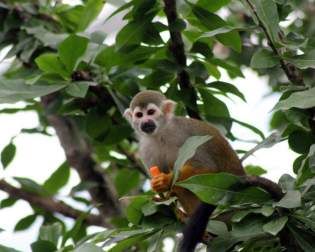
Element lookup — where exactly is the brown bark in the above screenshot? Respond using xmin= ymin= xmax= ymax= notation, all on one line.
xmin=163 ymin=0 xmax=201 ymax=120
xmin=0 ymin=180 xmax=108 ymax=227
xmin=41 ymin=94 xmax=122 ymax=220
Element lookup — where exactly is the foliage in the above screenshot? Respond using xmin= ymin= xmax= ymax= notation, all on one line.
xmin=0 ymin=0 xmax=315 ymax=251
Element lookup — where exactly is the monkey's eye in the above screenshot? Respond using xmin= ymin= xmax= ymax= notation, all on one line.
xmin=147 ymin=109 xmax=155 ymax=115
xmin=135 ymin=112 xmax=143 ymax=118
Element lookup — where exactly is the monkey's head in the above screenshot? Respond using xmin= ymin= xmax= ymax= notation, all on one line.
xmin=124 ymin=90 xmax=176 ymax=136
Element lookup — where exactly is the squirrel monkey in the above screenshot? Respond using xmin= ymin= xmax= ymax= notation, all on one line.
xmin=124 ymin=90 xmax=245 ymax=251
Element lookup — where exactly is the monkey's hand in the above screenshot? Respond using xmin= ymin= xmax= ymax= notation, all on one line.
xmin=150 ymin=172 xmax=173 ymax=193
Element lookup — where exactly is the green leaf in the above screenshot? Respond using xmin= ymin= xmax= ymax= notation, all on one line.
xmin=244 ymin=165 xmax=267 ymax=176
xmin=288 ymin=130 xmax=315 ymax=154
xmin=115 ymin=20 xmax=163 ymax=52
xmin=63 ymin=212 xmax=88 ymax=244
xmin=197 ymin=0 xmax=231 ymax=12
xmin=200 ymin=26 xmax=253 ymax=41
xmin=308 ymin=144 xmax=315 ymax=172
xmin=14 ymin=214 xmax=37 ymax=231
xmin=229 ymin=187 xmax=271 ymax=205
xmin=232 ymin=207 xmax=274 ymax=223
xmin=199 ymin=88 xmax=230 ymax=118
xmin=209 ymin=235 xmax=239 ymax=252
xmin=35 ymin=53 xmax=70 ymax=78
xmin=288 ymin=225 xmax=315 ymax=252
xmin=0 ymin=197 xmax=17 ymax=208
xmin=90 ymin=31 xmax=107 ymax=44
xmin=231 ymin=216 xmax=265 ymax=239
xmin=244 ymin=0 xmax=280 ymax=43
xmin=0 ymin=245 xmax=22 ymax=252
xmin=86 ymin=112 xmax=111 ymax=139
xmin=115 ymin=168 xmax=140 ymax=197
xmin=76 ymin=0 xmax=104 ymax=32
xmin=231 ymin=210 xmax=252 ymax=222
xmin=141 ymin=201 xmax=158 ymax=216
xmin=0 ymin=79 xmax=66 ymax=104
xmin=204 ymin=62 xmax=221 ymax=79
xmin=285 ymin=50 xmax=315 ymax=69
xmin=126 ymin=196 xmax=150 ymax=225
xmin=207 ymin=220 xmax=228 ymax=235
xmin=263 ymin=216 xmax=288 ymax=235
xmin=176 ymin=173 xmax=240 ymax=204
xmin=207 ymin=81 xmax=246 ymax=102
xmin=39 ymin=223 xmax=63 ymax=246
xmin=1 ymin=142 xmax=16 ymax=169
xmin=109 ymin=232 xmax=155 ymax=252
xmin=116 ymin=21 xmax=146 ymax=50
xmin=43 ymin=161 xmax=70 ymax=195
xmin=192 ymin=6 xmax=241 ymax=52
xmin=106 ymin=1 xmax=133 ymax=22
xmin=24 ymin=26 xmax=67 ymax=48
xmin=209 ymin=58 xmax=244 ymax=78
xmin=278 ymin=174 xmax=296 ymax=192
xmin=172 ymin=135 xmax=212 ymax=185
xmin=275 ymin=190 xmax=301 ymax=208
xmin=14 ymin=177 xmax=48 ymax=196
xmin=273 ymin=87 xmax=315 ymax=111
xmin=250 ymin=49 xmax=279 ymax=69
xmin=58 ymin=35 xmax=89 ymax=72
xmin=31 ymin=240 xmax=57 ymax=252
xmin=65 ymin=82 xmax=90 ymax=98
xmin=73 ymin=243 xmax=104 ymax=252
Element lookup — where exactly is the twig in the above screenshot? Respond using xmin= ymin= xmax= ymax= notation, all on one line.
xmin=163 ymin=0 xmax=201 ymax=119
xmin=244 ymin=0 xmax=304 ymax=86
xmin=0 ymin=180 xmax=108 ymax=227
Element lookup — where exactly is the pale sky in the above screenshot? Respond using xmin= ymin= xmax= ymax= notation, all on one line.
xmin=0 ymin=2 xmax=297 ymax=251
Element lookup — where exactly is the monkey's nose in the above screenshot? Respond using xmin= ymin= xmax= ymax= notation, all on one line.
xmin=141 ymin=121 xmax=156 ymax=134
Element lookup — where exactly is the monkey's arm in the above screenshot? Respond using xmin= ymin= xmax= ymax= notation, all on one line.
xmin=150 ymin=162 xmax=210 ymax=192
xmin=151 ymin=162 xmax=211 ymax=215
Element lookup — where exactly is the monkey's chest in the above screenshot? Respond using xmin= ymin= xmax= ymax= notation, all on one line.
xmin=140 ymin=139 xmax=182 ymax=173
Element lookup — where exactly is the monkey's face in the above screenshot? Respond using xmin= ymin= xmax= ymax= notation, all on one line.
xmin=130 ymin=103 xmax=162 ymax=135
xmin=124 ymin=100 xmax=176 ymax=136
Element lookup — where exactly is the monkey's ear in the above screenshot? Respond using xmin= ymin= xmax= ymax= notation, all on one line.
xmin=162 ymin=99 xmax=176 ymax=118
xmin=123 ymin=108 xmax=133 ymax=123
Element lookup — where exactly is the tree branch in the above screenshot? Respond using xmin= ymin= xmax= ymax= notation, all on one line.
xmin=0 ymin=180 xmax=108 ymax=227
xmin=163 ymin=0 xmax=201 ymax=119
xmin=245 ymin=0 xmax=304 ymax=86
xmin=41 ymin=94 xmax=122 ymax=219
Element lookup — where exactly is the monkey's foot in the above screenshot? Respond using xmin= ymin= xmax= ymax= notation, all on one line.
xmin=151 ymin=172 xmax=173 ymax=193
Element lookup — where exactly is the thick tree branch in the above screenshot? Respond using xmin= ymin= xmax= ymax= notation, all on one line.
xmin=0 ymin=180 xmax=108 ymax=227
xmin=245 ymin=0 xmax=304 ymax=86
xmin=41 ymin=94 xmax=122 ymax=219
xmin=163 ymin=0 xmax=201 ymax=119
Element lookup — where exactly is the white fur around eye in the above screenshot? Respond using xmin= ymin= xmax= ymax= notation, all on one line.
xmin=147 ymin=103 xmax=161 ymax=116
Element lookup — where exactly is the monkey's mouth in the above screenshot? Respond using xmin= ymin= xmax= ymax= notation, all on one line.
xmin=141 ymin=121 xmax=156 ymax=134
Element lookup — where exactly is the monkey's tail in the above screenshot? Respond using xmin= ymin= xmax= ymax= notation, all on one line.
xmin=178 ymin=203 xmax=215 ymax=252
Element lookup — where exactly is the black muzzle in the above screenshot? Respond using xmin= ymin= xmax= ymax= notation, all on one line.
xmin=141 ymin=121 xmax=156 ymax=134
